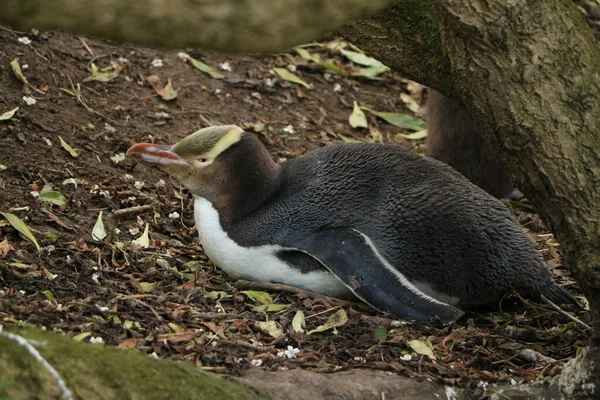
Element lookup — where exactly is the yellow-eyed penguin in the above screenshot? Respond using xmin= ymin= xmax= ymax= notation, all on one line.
xmin=127 ymin=125 xmax=577 ymax=324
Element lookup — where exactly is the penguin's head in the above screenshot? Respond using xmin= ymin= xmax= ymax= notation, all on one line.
xmin=126 ymin=125 xmax=244 ymax=197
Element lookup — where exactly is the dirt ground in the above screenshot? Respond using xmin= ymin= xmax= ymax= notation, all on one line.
xmin=0 ymin=19 xmax=593 ymax=398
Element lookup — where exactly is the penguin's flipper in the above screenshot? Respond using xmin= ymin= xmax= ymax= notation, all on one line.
xmin=294 ymin=227 xmax=464 ymax=325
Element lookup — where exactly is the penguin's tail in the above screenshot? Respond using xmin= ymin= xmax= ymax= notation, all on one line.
xmin=540 ymin=283 xmax=580 ymax=307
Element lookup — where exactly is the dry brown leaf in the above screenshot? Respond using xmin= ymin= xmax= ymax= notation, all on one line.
xmin=118 ymin=338 xmax=138 ymax=350
xmin=0 ymin=239 xmax=14 ymax=257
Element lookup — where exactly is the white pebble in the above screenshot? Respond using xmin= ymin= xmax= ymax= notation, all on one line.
xmin=401 ymin=354 xmax=412 ymax=361
xmin=168 ymin=212 xmax=180 ymax=219
xmin=22 ymin=64 xmax=29 ymax=70
xmin=151 ymin=59 xmax=163 ymax=68
xmin=333 ymin=83 xmax=342 ymax=92
xmin=31 ymin=191 xmax=40 ymax=198
xmin=219 ymin=62 xmax=231 ymax=71
xmin=251 ymin=359 xmax=263 ymax=367
xmin=177 ymin=52 xmax=190 ymax=61
xmin=134 ymin=181 xmax=144 ymax=190
xmin=286 ymin=64 xmax=297 ymax=72
xmin=283 ymin=125 xmax=295 ymax=134
xmin=118 ymin=57 xmax=129 ymax=64
xmin=23 ymin=96 xmax=37 ymax=106
xmin=18 ymin=37 xmax=32 ymax=45
xmin=89 ymin=336 xmax=104 ymax=344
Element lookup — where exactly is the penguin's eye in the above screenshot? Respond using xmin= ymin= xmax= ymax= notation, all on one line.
xmin=200 ymin=158 xmax=207 ymax=163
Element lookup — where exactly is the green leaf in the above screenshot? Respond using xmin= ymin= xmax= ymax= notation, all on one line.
xmin=374 ymin=326 xmax=387 ymax=342
xmin=255 ymin=320 xmax=284 ymax=338
xmin=318 ymin=59 xmax=349 ymax=75
xmin=0 ymin=107 xmax=19 ymax=121
xmin=139 ymin=282 xmax=156 ymax=293
xmin=400 ymin=93 xmax=420 ymax=113
xmin=338 ymin=134 xmax=360 ymax=143
xmin=0 ymin=164 xmax=7 ymax=171
xmin=42 ymin=290 xmax=57 ymax=303
xmin=10 ymin=58 xmax=28 ymax=85
xmin=0 ymin=212 xmax=40 ymax=252
xmin=59 ymin=88 xmax=76 ymax=97
xmin=349 ymin=101 xmax=368 ymax=129
xmin=352 ymin=65 xmax=389 ymax=79
xmin=407 ymin=339 xmax=436 ymax=360
xmin=84 ymin=63 xmax=122 ymax=83
xmin=59 ymin=136 xmax=79 ymax=158
xmin=240 ymin=290 xmax=273 ymax=305
xmin=273 ymin=68 xmax=312 ymax=88
xmin=294 ymin=47 xmax=322 ymax=63
xmin=308 ymin=309 xmax=348 ymax=334
xmin=399 ymin=130 xmax=428 ymax=140
xmin=340 ymin=49 xmax=386 ymax=68
xmin=73 ymin=332 xmax=92 ymax=342
xmin=92 ymin=211 xmax=107 ymax=241
xmin=38 ymin=191 xmax=67 ymax=207
xmin=132 ymin=223 xmax=150 ymax=248
xmin=253 ymin=303 xmax=290 ymax=312
xmin=189 ymin=58 xmax=224 ymax=79
xmin=291 ymin=310 xmax=306 ymax=334
xmin=157 ymin=79 xmax=179 ymax=101
xmin=110 ymin=153 xmax=126 ymax=163
xmin=361 ymin=107 xmax=426 ymax=131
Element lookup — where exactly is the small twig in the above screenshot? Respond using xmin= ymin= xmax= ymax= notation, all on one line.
xmin=541 ymin=295 xmax=592 ymax=330
xmin=117 ymin=295 xmax=163 ymax=321
xmin=79 ymin=37 xmax=94 ymax=56
xmin=111 ymin=205 xmax=153 ymax=217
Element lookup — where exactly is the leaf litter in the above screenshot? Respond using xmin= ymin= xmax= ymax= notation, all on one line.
xmin=0 ymin=28 xmax=591 ymax=397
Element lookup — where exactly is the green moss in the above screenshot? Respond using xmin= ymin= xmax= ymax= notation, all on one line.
xmin=0 ymin=328 xmax=267 ymax=400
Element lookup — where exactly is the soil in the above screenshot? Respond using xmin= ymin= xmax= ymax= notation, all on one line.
xmin=0 ymin=20 xmax=593 ymax=399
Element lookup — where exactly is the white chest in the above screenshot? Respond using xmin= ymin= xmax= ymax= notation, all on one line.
xmin=193 ymin=197 xmax=349 ymax=297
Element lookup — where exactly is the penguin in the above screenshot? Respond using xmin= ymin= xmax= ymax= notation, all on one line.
xmin=127 ymin=125 xmax=577 ymax=325
xmin=425 ymin=89 xmax=522 ymax=199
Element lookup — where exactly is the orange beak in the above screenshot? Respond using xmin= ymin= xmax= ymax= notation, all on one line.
xmin=126 ymin=143 xmax=190 ymax=167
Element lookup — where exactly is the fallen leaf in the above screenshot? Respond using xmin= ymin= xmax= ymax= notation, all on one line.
xmin=408 ymin=339 xmax=436 ymax=360
xmin=308 ymin=309 xmax=348 ymax=334
xmin=139 ymin=282 xmax=156 ymax=292
xmin=295 ymin=47 xmax=321 ymax=63
xmin=0 ymin=164 xmax=7 ymax=170
xmin=0 ymin=212 xmax=40 ymax=252
xmin=73 ymin=332 xmax=93 ymax=342
xmin=92 ymin=211 xmax=107 ymax=241
xmin=10 ymin=58 xmax=28 ymax=85
xmin=118 ymin=338 xmax=138 ymax=350
xmin=84 ymin=62 xmax=122 ymax=83
xmin=59 ymin=136 xmax=79 ymax=158
xmin=132 ymin=223 xmax=150 ymax=248
xmin=352 ymin=65 xmax=389 ymax=79
xmin=374 ymin=326 xmax=387 ymax=342
xmin=59 ymin=88 xmax=76 ymax=97
xmin=110 ymin=153 xmax=126 ymax=164
xmin=42 ymin=290 xmax=57 ymax=303
xmin=349 ymin=101 xmax=368 ymax=128
xmin=273 ymin=68 xmax=312 ymax=88
xmin=160 ymin=331 xmax=200 ymax=343
xmin=146 ymin=75 xmax=179 ymax=101
xmin=399 ymin=130 xmax=428 ymax=140
xmin=319 ymin=60 xmax=349 ymax=75
xmin=189 ymin=58 xmax=224 ymax=79
xmin=253 ymin=304 xmax=290 ymax=312
xmin=38 ymin=191 xmax=67 ymax=207
xmin=361 ymin=107 xmax=426 ymax=131
xmin=0 ymin=107 xmax=19 ymax=121
xmin=340 ymin=49 xmax=386 ymax=68
xmin=291 ymin=310 xmax=306 ymax=334
xmin=255 ymin=320 xmax=284 ymax=338
xmin=400 ymin=93 xmax=420 ymax=113
xmin=0 ymin=239 xmax=14 ymax=257
xmin=241 ymin=290 xmax=273 ymax=305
